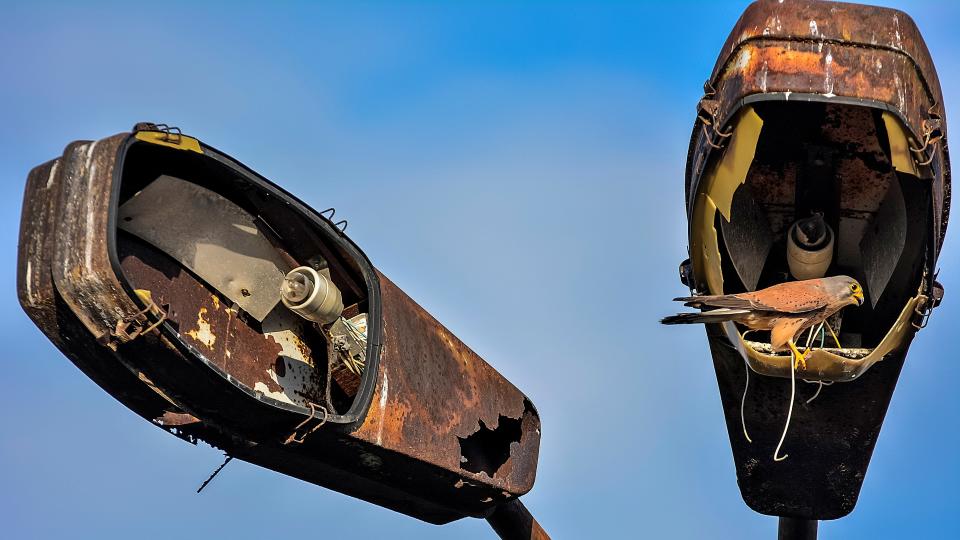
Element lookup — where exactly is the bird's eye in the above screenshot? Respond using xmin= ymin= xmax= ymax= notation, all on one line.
xmin=850 ymin=284 xmax=860 ymax=292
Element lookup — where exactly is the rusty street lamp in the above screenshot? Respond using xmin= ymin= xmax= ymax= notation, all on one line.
xmin=678 ymin=1 xmax=949 ymax=538
xmin=17 ymin=123 xmax=548 ymax=540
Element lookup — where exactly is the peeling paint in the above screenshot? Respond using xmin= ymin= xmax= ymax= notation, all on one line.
xmin=45 ymin=161 xmax=58 ymax=189
xmin=253 ymin=381 xmax=288 ymax=402
xmin=376 ymin=371 xmax=389 ymax=445
xmin=186 ymin=307 xmax=216 ymax=349
xmin=823 ymin=50 xmax=835 ymax=97
xmin=25 ymin=261 xmax=33 ymax=304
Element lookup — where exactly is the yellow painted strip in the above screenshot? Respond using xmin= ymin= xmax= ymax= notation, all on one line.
xmin=705 ymin=107 xmax=764 ymax=222
xmin=692 ymin=193 xmax=724 ymax=295
xmin=690 ymin=106 xmax=764 ymax=294
xmin=881 ymin=112 xmax=919 ymax=177
xmin=135 ymin=131 xmax=203 ymax=154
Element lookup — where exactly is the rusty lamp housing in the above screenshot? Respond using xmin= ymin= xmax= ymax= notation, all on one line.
xmin=681 ymin=0 xmax=949 ymax=522
xmin=17 ymin=124 xmax=544 ymax=534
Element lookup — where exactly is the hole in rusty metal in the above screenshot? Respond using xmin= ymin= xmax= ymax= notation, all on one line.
xmin=458 ymin=414 xmax=523 ymax=477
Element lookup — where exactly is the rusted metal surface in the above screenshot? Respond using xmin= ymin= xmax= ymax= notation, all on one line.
xmin=687 ymin=0 xmax=950 ymax=252
xmin=17 ymin=123 xmax=543 ymax=528
xmin=17 ymin=141 xmax=179 ymax=433
xmin=118 ymin=174 xmax=290 ymax=322
xmin=681 ymin=0 xmax=950 ymax=521
xmin=118 ymin=234 xmax=330 ymax=409
xmin=709 ymin=323 xmax=912 ymax=519
xmin=353 ymin=273 xmax=540 ymax=495
xmin=746 ymin=103 xmax=897 ymax=256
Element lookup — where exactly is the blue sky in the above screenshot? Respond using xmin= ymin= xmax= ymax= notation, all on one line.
xmin=1 ymin=1 xmax=958 ymax=538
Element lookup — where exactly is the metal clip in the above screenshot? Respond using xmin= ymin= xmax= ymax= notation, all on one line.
xmin=912 ymin=296 xmax=933 ymax=330
xmin=111 ymin=293 xmax=167 ymax=347
xmin=320 ymin=208 xmax=349 ymax=232
xmin=909 ymin=104 xmax=945 ymax=167
xmin=153 ymin=124 xmax=183 ymax=144
xmin=132 ymin=122 xmax=183 ymax=144
xmin=698 ymin=81 xmax=733 ymax=149
xmin=283 ymin=402 xmax=328 ymax=445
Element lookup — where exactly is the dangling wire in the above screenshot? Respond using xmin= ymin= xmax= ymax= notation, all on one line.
xmin=825 ymin=320 xmax=842 ymax=348
xmin=741 ymin=358 xmax=753 ymax=443
xmin=197 ymin=454 xmax=233 ymax=493
xmin=773 ymin=347 xmax=797 ymax=462
xmin=805 ymin=379 xmax=834 ymax=404
xmin=739 ymin=329 xmax=758 ymax=443
xmin=772 ymin=323 xmax=820 ymax=461
xmin=803 ymin=323 xmax=833 ymax=404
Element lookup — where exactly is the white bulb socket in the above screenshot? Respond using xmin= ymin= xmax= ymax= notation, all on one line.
xmin=787 ymin=221 xmax=835 ymax=280
xmin=281 ymin=266 xmax=343 ymax=325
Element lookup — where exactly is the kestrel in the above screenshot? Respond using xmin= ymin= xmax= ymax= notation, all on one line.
xmin=661 ymin=275 xmax=865 ymax=368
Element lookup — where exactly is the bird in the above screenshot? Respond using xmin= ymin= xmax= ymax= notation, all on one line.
xmin=661 ymin=275 xmax=864 ymax=368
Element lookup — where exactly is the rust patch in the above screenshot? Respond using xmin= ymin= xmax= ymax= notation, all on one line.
xmin=157 ymin=411 xmax=201 ymax=426
xmin=117 ymin=234 xmax=314 ymax=399
xmin=688 ymin=0 xmax=950 ymax=251
xmin=352 ymin=274 xmax=541 ymax=495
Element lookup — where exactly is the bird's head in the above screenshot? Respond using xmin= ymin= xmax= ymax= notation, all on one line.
xmin=823 ymin=275 xmax=864 ymax=307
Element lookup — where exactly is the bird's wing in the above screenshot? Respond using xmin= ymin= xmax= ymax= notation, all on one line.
xmin=677 ymin=294 xmax=773 ymax=311
xmin=744 ymin=280 xmax=833 ymax=313
xmin=677 ymin=280 xmax=832 ymax=314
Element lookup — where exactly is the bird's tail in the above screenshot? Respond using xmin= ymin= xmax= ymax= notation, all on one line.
xmin=660 ymin=308 xmax=749 ymax=325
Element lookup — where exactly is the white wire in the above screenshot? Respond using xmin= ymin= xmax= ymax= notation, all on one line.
xmin=773 ymin=346 xmax=797 ymax=462
xmin=741 ymin=359 xmax=753 ymax=443
xmin=773 ymin=326 xmax=814 ymax=462
xmin=801 ymin=322 xmax=830 ymax=404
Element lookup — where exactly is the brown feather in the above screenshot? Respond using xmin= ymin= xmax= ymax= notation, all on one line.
xmin=770 ymin=318 xmax=810 ymax=351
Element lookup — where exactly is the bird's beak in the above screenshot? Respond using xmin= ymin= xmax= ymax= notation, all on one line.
xmin=853 ymin=290 xmax=864 ymax=306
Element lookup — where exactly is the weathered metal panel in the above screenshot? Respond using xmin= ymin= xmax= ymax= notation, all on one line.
xmin=17 ymin=124 xmax=542 ymax=526
xmin=353 ymin=273 xmax=540 ymax=495
xmin=118 ymin=174 xmax=289 ymax=322
xmin=17 ymin=144 xmax=178 ymax=430
xmin=708 ymin=324 xmax=912 ymax=519
xmin=118 ymin=235 xmax=328 ymax=409
xmin=687 ymin=0 xmax=950 ymax=251
xmin=682 ymin=0 xmax=949 ymax=521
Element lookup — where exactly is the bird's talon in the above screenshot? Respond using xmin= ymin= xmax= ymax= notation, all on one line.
xmin=794 ymin=354 xmax=807 ymax=370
